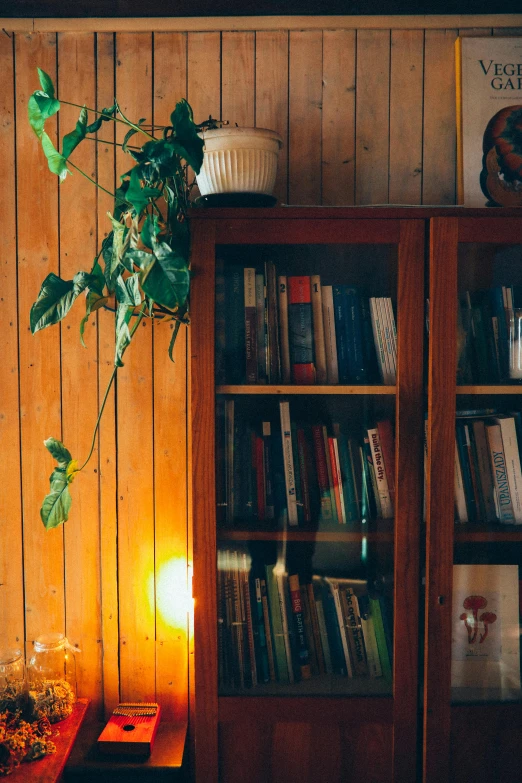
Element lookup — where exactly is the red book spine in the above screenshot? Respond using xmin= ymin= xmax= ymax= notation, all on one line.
xmin=328 ymin=437 xmax=343 ymax=523
xmin=377 ymin=419 xmax=396 ymax=507
xmin=288 ymin=276 xmax=315 ymax=385
xmin=311 ymin=424 xmax=333 ymax=521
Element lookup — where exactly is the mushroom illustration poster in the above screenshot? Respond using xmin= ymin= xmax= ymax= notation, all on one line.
xmin=452 ymin=565 xmax=520 ymax=699
xmin=456 ymin=37 xmax=522 ymax=207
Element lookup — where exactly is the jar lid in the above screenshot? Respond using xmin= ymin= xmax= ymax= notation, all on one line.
xmin=34 ymin=633 xmax=67 ymax=652
xmin=0 ymin=648 xmax=23 ymax=665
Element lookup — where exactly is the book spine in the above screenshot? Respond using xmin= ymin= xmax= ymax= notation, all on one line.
xmin=265 ymin=261 xmax=281 ymax=384
xmin=495 ymin=417 xmax=522 ymax=524
xmin=276 ymin=572 xmax=294 ymax=683
xmin=328 ymin=437 xmax=345 ymax=524
xmin=379 ymin=298 xmax=396 ymax=384
xmin=279 ymin=401 xmax=299 ymax=526
xmin=244 ymin=267 xmax=258 ymax=384
xmin=367 ymin=427 xmax=394 ymax=518
xmin=262 ymin=421 xmax=275 ymax=521
xmin=241 ymin=552 xmax=257 ymax=687
xmin=322 ymin=285 xmax=339 ymax=384
xmin=264 ymin=564 xmax=289 ymax=682
xmin=260 ymin=578 xmax=276 ymax=681
xmin=344 ymin=287 xmax=368 ymax=383
xmin=455 ymin=421 xmax=477 ymax=523
xmin=327 ymin=580 xmax=353 ymax=677
xmin=369 ymin=596 xmax=392 ymax=681
xmin=254 ymin=577 xmax=270 ymax=683
xmin=306 ymin=583 xmax=326 ymax=674
xmin=225 ymin=400 xmax=235 ymax=526
xmin=255 ymin=435 xmax=265 ymax=522
xmin=225 ymin=265 xmax=246 ymax=384
xmin=454 ymin=439 xmax=469 ymax=523
xmin=278 ymin=275 xmax=291 ymax=384
xmin=357 ymin=595 xmax=382 ymax=678
xmin=334 ymin=426 xmax=359 ymax=523
xmin=215 ymin=259 xmax=227 ymax=384
xmin=311 ymin=274 xmax=328 ymax=383
xmin=291 ymin=422 xmax=304 ymax=525
xmin=333 ymin=285 xmax=349 ymax=383
xmin=343 ymin=588 xmax=368 ymax=676
xmin=296 ymin=428 xmax=312 ymax=523
xmin=230 ymin=550 xmax=245 ymax=688
xmin=377 ymin=419 xmax=396 ymax=508
xmin=289 ymin=574 xmax=312 ymax=680
xmin=369 ymin=297 xmax=388 ymax=384
xmin=314 ymin=587 xmax=333 ymax=674
xmin=311 ymin=424 xmax=334 ymax=521
xmin=255 ymin=271 xmax=267 ymax=384
xmin=322 ymin=425 xmax=338 ymax=523
xmin=300 ymin=584 xmax=319 ymax=674
xmin=486 ymin=423 xmax=516 ymax=524
xmin=288 ymin=275 xmax=316 ymax=384
xmin=363 ymin=433 xmax=382 ymax=518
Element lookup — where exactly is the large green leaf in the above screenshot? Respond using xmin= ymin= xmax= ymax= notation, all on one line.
xmin=140 ymin=240 xmax=190 ymax=311
xmin=79 ymin=290 xmax=108 ymax=347
xmin=62 ymin=106 xmax=88 ymax=160
xmin=124 ymin=248 xmax=153 ymax=271
xmin=44 ymin=437 xmax=72 ymax=467
xmin=30 ymin=271 xmax=92 ymax=333
xmin=28 ymin=69 xmax=60 ymax=139
xmin=41 ymin=132 xmax=70 ymax=181
xmin=40 ymin=467 xmax=72 ymax=529
xmin=85 ymin=104 xmax=116 ymax=133
xmin=140 ymin=214 xmax=160 ymax=249
xmin=114 ymin=303 xmax=134 ymax=367
xmin=125 ymin=167 xmax=160 ymax=216
xmin=170 ymin=99 xmax=204 ymax=173
xmin=114 ymin=273 xmax=142 ymax=306
xmin=38 ymin=68 xmax=55 ymax=96
xmin=104 ymin=215 xmax=126 ymax=290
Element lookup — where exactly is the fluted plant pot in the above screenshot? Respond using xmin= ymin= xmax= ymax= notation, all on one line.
xmin=196 ymin=126 xmax=283 ymax=198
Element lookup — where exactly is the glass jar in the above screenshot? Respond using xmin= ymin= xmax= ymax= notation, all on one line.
xmin=0 ymin=647 xmax=27 ymax=714
xmin=27 ymin=633 xmax=78 ymax=723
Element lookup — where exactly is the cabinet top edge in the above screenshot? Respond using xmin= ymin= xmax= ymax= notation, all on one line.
xmin=189 ymin=206 xmax=522 ymax=220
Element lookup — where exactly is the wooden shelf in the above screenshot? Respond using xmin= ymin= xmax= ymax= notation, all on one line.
xmin=217 ymin=523 xmax=394 ymax=542
xmin=454 ymin=524 xmax=522 ymax=542
xmin=456 ymin=385 xmax=522 ymax=394
xmin=216 ymin=384 xmax=396 ymax=395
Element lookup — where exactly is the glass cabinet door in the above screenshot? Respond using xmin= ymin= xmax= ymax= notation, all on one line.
xmin=190 ymin=212 xmax=425 ymax=783
xmin=425 ymin=216 xmax=522 ymax=783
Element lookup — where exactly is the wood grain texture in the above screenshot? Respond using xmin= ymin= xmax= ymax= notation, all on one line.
xmin=423 ymin=217 xmax=458 ymax=783
xmin=0 ymin=31 xmax=24 ymax=650
xmin=189 ymin=219 xmax=218 ymax=783
xmin=423 ymin=29 xmax=458 ymax=205
xmin=255 ymin=30 xmax=289 ymax=205
xmin=222 ymin=31 xmax=255 ymax=127
xmin=153 ymin=30 xmax=190 ymax=723
xmin=57 ymin=30 xmax=102 ymax=716
xmin=355 ymin=29 xmax=391 ymax=205
xmin=115 ymin=31 xmax=156 ymax=703
xmin=321 ymin=29 xmax=356 ymax=206
xmin=389 ymin=31 xmax=424 ymax=205
xmin=288 ymin=30 xmax=322 ymax=205
xmin=393 ymin=220 xmax=425 ymax=782
xmin=95 ymin=30 xmax=120 ymax=720
xmin=16 ymin=32 xmax=65 ymax=653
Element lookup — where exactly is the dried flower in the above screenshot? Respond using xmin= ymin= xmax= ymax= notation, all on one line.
xmin=0 ymin=711 xmax=56 ymax=776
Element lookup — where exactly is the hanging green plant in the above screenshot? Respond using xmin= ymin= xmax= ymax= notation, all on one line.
xmin=28 ymin=68 xmax=204 ymax=530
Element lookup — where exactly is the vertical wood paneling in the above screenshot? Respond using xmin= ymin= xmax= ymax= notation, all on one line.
xmin=115 ymin=32 xmax=156 ymax=702
xmin=153 ymin=30 xmax=190 ymax=723
xmin=288 ymin=30 xmax=322 ymax=205
xmin=255 ymin=30 xmax=289 ymax=205
xmin=58 ymin=31 xmax=102 ymax=712
xmin=96 ymin=31 xmax=120 ymax=719
xmin=389 ymin=30 xmax=424 ymax=205
xmin=322 ymin=29 xmax=356 ymax=206
xmin=221 ymin=31 xmax=255 ymax=127
xmin=356 ymin=30 xmax=391 ymax=205
xmin=0 ymin=32 xmax=24 ymax=651
xmin=15 ymin=33 xmax=65 ymax=654
xmin=422 ymin=29 xmax=458 ymax=204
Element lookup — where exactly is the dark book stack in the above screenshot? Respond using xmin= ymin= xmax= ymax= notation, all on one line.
xmin=217 ymin=558 xmax=393 ymax=691
xmin=217 ymin=263 xmax=396 ymax=385
xmin=216 ymin=399 xmax=396 ymax=529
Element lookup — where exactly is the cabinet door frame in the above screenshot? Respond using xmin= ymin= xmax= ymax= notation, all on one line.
xmin=190 ymin=210 xmax=425 ymax=783
xmin=424 ymin=215 xmax=522 ymax=783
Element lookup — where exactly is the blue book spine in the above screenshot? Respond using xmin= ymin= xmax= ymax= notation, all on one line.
xmin=455 ymin=421 xmax=476 ymax=522
xmin=321 ymin=580 xmax=348 ymax=676
xmin=333 ymin=285 xmax=349 ymax=383
xmin=489 ymin=286 xmax=508 ymax=381
xmin=344 ymin=287 xmax=368 ymax=383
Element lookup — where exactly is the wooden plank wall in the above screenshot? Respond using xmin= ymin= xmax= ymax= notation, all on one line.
xmin=0 ymin=21 xmax=516 ymax=723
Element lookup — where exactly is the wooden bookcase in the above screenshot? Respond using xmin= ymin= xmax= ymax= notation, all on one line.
xmin=189 ymin=207 xmax=522 ymax=783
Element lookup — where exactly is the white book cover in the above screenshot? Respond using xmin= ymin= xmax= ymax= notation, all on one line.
xmin=279 ymin=401 xmax=299 ymax=526
xmin=452 ymin=564 xmax=521 ymax=699
xmin=321 ymin=285 xmax=339 ymax=384
xmin=456 ymin=37 xmax=522 ymax=207
xmin=278 ymin=275 xmax=291 ymax=383
xmin=494 ymin=416 xmax=522 ymax=524
xmin=310 ymin=274 xmax=328 ymax=384
xmin=454 ymin=440 xmax=469 ymax=523
xmin=382 ymin=298 xmax=397 ymax=380
xmin=377 ymin=298 xmax=395 ymax=384
xmin=367 ymin=427 xmax=394 ymax=518
xmin=486 ymin=422 xmax=516 ymax=524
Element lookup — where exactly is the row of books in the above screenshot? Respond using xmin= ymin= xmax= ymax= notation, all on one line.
xmin=452 ymin=409 xmax=522 ymax=524
xmin=457 ymin=285 xmax=522 ymax=384
xmin=218 ymin=552 xmax=392 ymax=690
xmin=215 ymin=261 xmax=398 ymax=386
xmin=217 ymin=399 xmax=396 ymax=528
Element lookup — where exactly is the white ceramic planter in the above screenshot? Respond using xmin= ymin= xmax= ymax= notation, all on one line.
xmin=196 ymin=127 xmax=283 ymax=196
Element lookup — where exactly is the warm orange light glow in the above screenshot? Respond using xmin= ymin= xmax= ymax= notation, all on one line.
xmin=147 ymin=557 xmax=191 ymax=630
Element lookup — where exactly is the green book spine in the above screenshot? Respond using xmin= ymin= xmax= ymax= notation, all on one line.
xmin=264 ymin=564 xmax=289 ymax=683
xmin=369 ymin=596 xmax=392 ymax=681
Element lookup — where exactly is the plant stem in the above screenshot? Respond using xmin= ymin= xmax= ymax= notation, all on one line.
xmin=60 ymin=99 xmax=156 ymax=140
xmin=82 ymin=136 xmax=141 ymax=151
xmin=68 ymin=161 xmax=128 ymax=206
